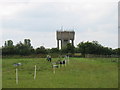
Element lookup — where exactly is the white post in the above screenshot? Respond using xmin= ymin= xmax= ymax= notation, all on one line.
xmin=16 ymin=68 xmax=18 ymax=84
xmin=59 ymin=64 xmax=60 ymax=68
xmin=34 ymin=65 xmax=36 ymax=80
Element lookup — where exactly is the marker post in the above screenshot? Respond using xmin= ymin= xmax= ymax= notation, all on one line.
xmin=34 ymin=65 xmax=36 ymax=80
xmin=16 ymin=68 xmax=18 ymax=84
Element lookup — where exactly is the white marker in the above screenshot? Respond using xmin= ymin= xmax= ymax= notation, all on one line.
xmin=59 ymin=64 xmax=60 ymax=68
xmin=16 ymin=68 xmax=18 ymax=84
xmin=34 ymin=65 xmax=36 ymax=80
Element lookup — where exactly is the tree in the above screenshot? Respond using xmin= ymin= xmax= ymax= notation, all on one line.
xmin=113 ymin=48 xmax=120 ymax=56
xmin=2 ymin=46 xmax=16 ymax=55
xmin=77 ymin=41 xmax=86 ymax=56
xmin=77 ymin=41 xmax=113 ymax=56
xmin=15 ymin=42 xmax=28 ymax=55
xmin=61 ymin=43 xmax=75 ymax=54
xmin=46 ymin=49 xmax=51 ymax=54
xmin=50 ymin=48 xmax=59 ymax=53
xmin=36 ymin=46 xmax=47 ymax=54
xmin=66 ymin=43 xmax=75 ymax=54
xmin=15 ymin=39 xmax=33 ymax=55
xmin=24 ymin=39 xmax=31 ymax=47
xmin=2 ymin=40 xmax=16 ymax=55
xmin=74 ymin=47 xmax=80 ymax=53
xmin=4 ymin=40 xmax=13 ymax=47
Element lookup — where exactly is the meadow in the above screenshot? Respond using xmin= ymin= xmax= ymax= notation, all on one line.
xmin=2 ymin=57 xmax=118 ymax=88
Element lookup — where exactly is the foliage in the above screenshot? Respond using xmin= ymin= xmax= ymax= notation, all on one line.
xmin=2 ymin=46 xmax=16 ymax=55
xmin=4 ymin=40 xmax=13 ymax=47
xmin=61 ymin=43 xmax=75 ymax=54
xmin=15 ymin=41 xmax=33 ymax=55
xmin=50 ymin=48 xmax=59 ymax=53
xmin=2 ymin=39 xmax=119 ymax=56
xmin=77 ymin=41 xmax=114 ymax=56
xmin=113 ymin=48 xmax=120 ymax=56
xmin=35 ymin=46 xmax=47 ymax=54
xmin=2 ymin=39 xmax=33 ymax=56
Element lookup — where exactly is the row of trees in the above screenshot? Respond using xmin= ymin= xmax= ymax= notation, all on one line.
xmin=2 ymin=39 xmax=34 ymax=55
xmin=2 ymin=39 xmax=120 ymax=56
xmin=76 ymin=41 xmax=119 ymax=57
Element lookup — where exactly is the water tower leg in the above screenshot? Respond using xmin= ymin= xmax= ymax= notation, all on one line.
xmin=72 ymin=40 xmax=74 ymax=46
xmin=57 ymin=40 xmax=59 ymax=49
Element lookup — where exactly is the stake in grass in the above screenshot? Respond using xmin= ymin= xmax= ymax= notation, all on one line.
xmin=59 ymin=64 xmax=60 ymax=68
xmin=16 ymin=68 xmax=18 ymax=84
xmin=34 ymin=65 xmax=36 ymax=80
xmin=52 ymin=64 xmax=57 ymax=74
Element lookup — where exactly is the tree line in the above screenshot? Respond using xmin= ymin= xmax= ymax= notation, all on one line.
xmin=2 ymin=39 xmax=120 ymax=57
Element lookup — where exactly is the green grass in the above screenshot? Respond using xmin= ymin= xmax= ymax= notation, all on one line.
xmin=2 ymin=57 xmax=118 ymax=88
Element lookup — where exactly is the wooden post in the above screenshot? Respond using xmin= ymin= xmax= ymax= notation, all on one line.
xmin=59 ymin=64 xmax=60 ymax=68
xmin=16 ymin=68 xmax=18 ymax=84
xmin=34 ymin=65 xmax=36 ymax=80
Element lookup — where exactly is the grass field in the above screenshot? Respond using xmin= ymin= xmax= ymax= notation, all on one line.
xmin=2 ymin=57 xmax=118 ymax=88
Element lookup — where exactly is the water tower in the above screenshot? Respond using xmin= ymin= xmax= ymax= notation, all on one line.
xmin=56 ymin=30 xmax=75 ymax=49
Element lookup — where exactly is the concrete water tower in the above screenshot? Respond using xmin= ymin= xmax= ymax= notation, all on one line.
xmin=56 ymin=30 xmax=75 ymax=49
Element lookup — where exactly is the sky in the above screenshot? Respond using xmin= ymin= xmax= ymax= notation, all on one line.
xmin=0 ymin=0 xmax=119 ymax=49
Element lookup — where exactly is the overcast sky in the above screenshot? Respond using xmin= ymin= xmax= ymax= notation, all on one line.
xmin=0 ymin=0 xmax=119 ymax=49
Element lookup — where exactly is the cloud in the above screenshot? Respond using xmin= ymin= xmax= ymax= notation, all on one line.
xmin=2 ymin=29 xmax=56 ymax=48
xmin=1 ymin=0 xmax=118 ymax=48
xmin=75 ymin=28 xmax=118 ymax=48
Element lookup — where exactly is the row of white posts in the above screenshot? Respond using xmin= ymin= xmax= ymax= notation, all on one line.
xmin=15 ymin=65 xmax=37 ymax=84
xmin=15 ymin=56 xmax=69 ymax=84
xmin=53 ymin=56 xmax=69 ymax=74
